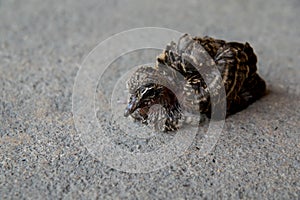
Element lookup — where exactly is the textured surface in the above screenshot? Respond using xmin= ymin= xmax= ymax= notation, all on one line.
xmin=1 ymin=0 xmax=300 ymax=199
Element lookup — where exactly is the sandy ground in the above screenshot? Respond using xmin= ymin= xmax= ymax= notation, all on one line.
xmin=1 ymin=0 xmax=299 ymax=199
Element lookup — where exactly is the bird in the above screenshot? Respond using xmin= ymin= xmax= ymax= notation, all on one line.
xmin=124 ymin=34 xmax=267 ymax=131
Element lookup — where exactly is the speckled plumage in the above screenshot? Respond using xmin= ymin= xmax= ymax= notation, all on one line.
xmin=124 ymin=34 xmax=267 ymax=131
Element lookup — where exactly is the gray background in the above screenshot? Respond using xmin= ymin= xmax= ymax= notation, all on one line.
xmin=1 ymin=0 xmax=299 ymax=199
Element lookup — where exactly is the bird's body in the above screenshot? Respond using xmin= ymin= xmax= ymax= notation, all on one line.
xmin=124 ymin=34 xmax=266 ymax=131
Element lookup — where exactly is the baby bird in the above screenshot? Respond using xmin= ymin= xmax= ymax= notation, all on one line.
xmin=124 ymin=34 xmax=266 ymax=131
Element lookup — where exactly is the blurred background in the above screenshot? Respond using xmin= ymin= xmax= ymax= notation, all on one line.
xmin=0 ymin=0 xmax=299 ymax=199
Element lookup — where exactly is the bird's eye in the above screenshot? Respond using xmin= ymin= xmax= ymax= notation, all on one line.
xmin=141 ymin=87 xmax=155 ymax=98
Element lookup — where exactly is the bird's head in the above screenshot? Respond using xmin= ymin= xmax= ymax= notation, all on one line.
xmin=124 ymin=83 xmax=163 ymax=117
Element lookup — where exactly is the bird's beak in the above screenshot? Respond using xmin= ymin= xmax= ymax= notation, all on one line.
xmin=124 ymin=96 xmax=138 ymax=117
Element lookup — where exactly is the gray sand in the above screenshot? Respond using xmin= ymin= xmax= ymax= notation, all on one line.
xmin=1 ymin=0 xmax=299 ymax=199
